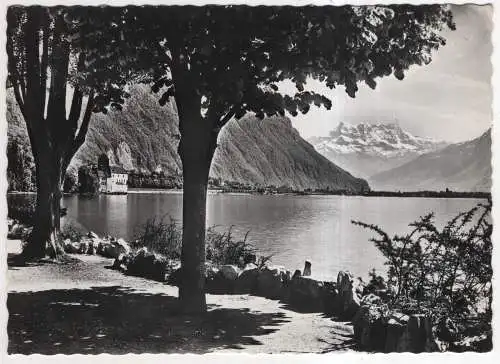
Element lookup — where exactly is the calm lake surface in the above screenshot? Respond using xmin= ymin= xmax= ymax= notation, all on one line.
xmin=59 ymin=190 xmax=485 ymax=281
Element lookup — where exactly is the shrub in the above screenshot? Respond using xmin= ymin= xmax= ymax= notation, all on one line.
xmin=60 ymin=221 xmax=85 ymax=242
xmin=132 ymin=217 xmax=269 ymax=268
xmin=131 ymin=216 xmax=182 ymax=260
xmin=7 ymin=194 xmax=36 ymax=225
xmin=353 ymin=200 xmax=492 ymax=350
xmin=206 ymin=226 xmax=257 ymax=267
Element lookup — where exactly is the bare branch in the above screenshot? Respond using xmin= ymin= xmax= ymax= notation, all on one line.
xmin=68 ymin=86 xmax=84 ymax=128
xmin=73 ymin=91 xmax=95 ymax=150
xmin=9 ymin=77 xmax=26 ymax=118
xmin=40 ymin=12 xmax=50 ymax=116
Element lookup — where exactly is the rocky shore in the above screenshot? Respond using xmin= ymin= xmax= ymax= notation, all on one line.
xmin=7 ymin=218 xmax=452 ymax=353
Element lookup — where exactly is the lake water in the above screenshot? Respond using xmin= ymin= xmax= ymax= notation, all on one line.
xmin=59 ymin=190 xmax=484 ymax=281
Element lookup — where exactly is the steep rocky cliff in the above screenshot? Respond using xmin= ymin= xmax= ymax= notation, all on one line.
xmin=7 ymin=85 xmax=369 ymax=192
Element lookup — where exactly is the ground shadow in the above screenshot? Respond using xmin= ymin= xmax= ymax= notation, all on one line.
xmin=7 ymin=252 xmax=80 ymax=270
xmin=318 ymin=319 xmax=357 ymax=352
xmin=8 ymin=285 xmax=290 ymax=354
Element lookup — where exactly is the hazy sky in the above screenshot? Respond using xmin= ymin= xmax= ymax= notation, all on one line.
xmin=289 ymin=4 xmax=492 ymax=143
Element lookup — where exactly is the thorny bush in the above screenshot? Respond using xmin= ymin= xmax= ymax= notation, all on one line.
xmin=353 ymin=200 xmax=492 ymax=348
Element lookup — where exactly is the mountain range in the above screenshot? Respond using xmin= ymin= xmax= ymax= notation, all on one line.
xmin=308 ymin=122 xmax=448 ymax=179
xmin=370 ymin=129 xmax=491 ymax=192
xmin=6 ymin=85 xmax=369 ymax=192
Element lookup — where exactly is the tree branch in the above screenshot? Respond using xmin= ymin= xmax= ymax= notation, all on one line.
xmin=47 ymin=14 xmax=71 ymax=122
xmin=24 ymin=7 xmax=42 ymax=120
xmin=73 ymin=91 xmax=95 ymax=150
xmin=40 ymin=11 xmax=50 ymax=117
xmin=219 ymin=104 xmax=240 ymax=127
xmin=9 ymin=76 xmax=26 ymax=119
xmin=68 ymin=86 xmax=84 ymax=129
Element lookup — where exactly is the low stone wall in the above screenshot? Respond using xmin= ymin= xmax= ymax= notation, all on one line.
xmin=6 ymin=220 xmax=441 ymax=352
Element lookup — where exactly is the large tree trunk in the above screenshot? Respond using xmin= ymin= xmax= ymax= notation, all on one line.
xmin=178 ymin=115 xmax=217 ymax=314
xmin=22 ymin=145 xmax=65 ymax=260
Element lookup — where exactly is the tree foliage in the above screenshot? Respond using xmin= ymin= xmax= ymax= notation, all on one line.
xmin=135 ymin=5 xmax=455 ymax=130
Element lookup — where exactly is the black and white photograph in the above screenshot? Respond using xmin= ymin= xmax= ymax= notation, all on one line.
xmin=2 ymin=0 xmax=495 ymax=357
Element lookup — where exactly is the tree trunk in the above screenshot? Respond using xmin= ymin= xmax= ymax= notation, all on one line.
xmin=178 ymin=121 xmax=217 ymax=314
xmin=23 ymin=146 xmax=65 ymax=260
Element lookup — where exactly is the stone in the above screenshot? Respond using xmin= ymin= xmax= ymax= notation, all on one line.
xmin=292 ymin=269 xmax=301 ymax=279
xmin=88 ymin=231 xmax=99 ymax=239
xmin=86 ymin=242 xmax=95 ymax=255
xmin=63 ymin=239 xmax=79 ymax=254
xmin=116 ymin=238 xmax=131 ymax=255
xmin=112 ymin=253 xmax=127 ymax=271
xmin=336 ymin=271 xmax=362 ymax=318
xmin=205 ymin=265 xmax=219 ymax=279
xmin=256 ymin=265 xmax=288 ymax=300
xmin=167 ymin=267 xmax=182 ymax=286
xmin=352 ymin=304 xmax=387 ymax=352
xmin=243 ymin=253 xmax=257 ymax=265
xmin=219 ymin=265 xmax=240 ymax=281
xmin=126 ymin=248 xmax=168 ymax=281
xmin=303 ymin=261 xmax=312 ymax=276
xmin=361 ymin=293 xmax=382 ymax=306
xmin=206 ymin=271 xmax=235 ymax=294
xmin=78 ymin=240 xmax=89 ymax=254
xmin=234 ymin=263 xmax=259 ymax=294
xmin=287 ymin=276 xmax=326 ymax=312
xmin=436 ymin=317 xmax=459 ymax=343
xmin=8 ymin=224 xmax=24 ymax=239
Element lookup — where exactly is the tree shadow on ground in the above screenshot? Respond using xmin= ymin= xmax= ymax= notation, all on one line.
xmin=7 ymin=252 xmax=80 ymax=270
xmin=8 ymin=286 xmax=290 ymax=354
xmin=318 ymin=316 xmax=357 ymax=353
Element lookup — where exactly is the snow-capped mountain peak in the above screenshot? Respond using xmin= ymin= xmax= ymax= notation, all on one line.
xmin=308 ymin=122 xmax=447 ymax=179
xmin=312 ymin=121 xmax=445 ymax=158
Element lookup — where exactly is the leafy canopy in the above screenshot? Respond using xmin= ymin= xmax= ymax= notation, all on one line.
xmin=133 ymin=5 xmax=455 ymax=129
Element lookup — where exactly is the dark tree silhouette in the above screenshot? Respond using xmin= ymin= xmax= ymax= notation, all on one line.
xmin=6 ymin=6 xmax=142 ymax=258
xmin=134 ymin=5 xmax=455 ymax=313
xmin=97 ymin=153 xmax=111 ymax=176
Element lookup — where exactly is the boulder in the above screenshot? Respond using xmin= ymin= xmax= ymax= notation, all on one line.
xmin=384 ymin=312 xmax=410 ymax=352
xmin=206 ymin=270 xmax=235 ymax=294
xmin=256 ymin=265 xmax=288 ymax=300
xmin=63 ymin=239 xmax=79 ymax=254
xmin=220 ymin=265 xmax=240 ymax=281
xmin=88 ymin=231 xmax=99 ymax=239
xmin=86 ymin=242 xmax=95 ymax=255
xmin=287 ymin=276 xmax=326 ymax=312
xmin=336 ymin=271 xmax=362 ymax=318
xmin=361 ymin=293 xmax=382 ymax=306
xmin=303 ymin=261 xmax=312 ymax=276
xmin=243 ymin=253 xmax=257 ymax=265
xmin=234 ymin=263 xmax=259 ymax=294
xmin=112 ymin=253 xmax=128 ymax=271
xmin=8 ymin=224 xmax=24 ymax=239
xmin=99 ymin=239 xmax=130 ymax=259
xmin=384 ymin=313 xmax=437 ymax=353
xmin=77 ymin=240 xmax=89 ymax=254
xmin=115 ymin=238 xmax=131 ymax=255
xmin=353 ymin=305 xmax=387 ymax=352
xmin=167 ymin=267 xmax=182 ymax=286
xmin=126 ymin=248 xmax=168 ymax=281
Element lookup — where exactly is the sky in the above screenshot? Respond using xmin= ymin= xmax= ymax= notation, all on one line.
xmin=289 ymin=4 xmax=493 ymax=143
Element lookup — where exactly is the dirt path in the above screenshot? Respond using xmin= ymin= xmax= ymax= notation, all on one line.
xmin=7 ymin=240 xmax=355 ymax=354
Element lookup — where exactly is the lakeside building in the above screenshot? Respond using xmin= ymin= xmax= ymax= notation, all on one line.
xmin=98 ymin=165 xmax=129 ymax=194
